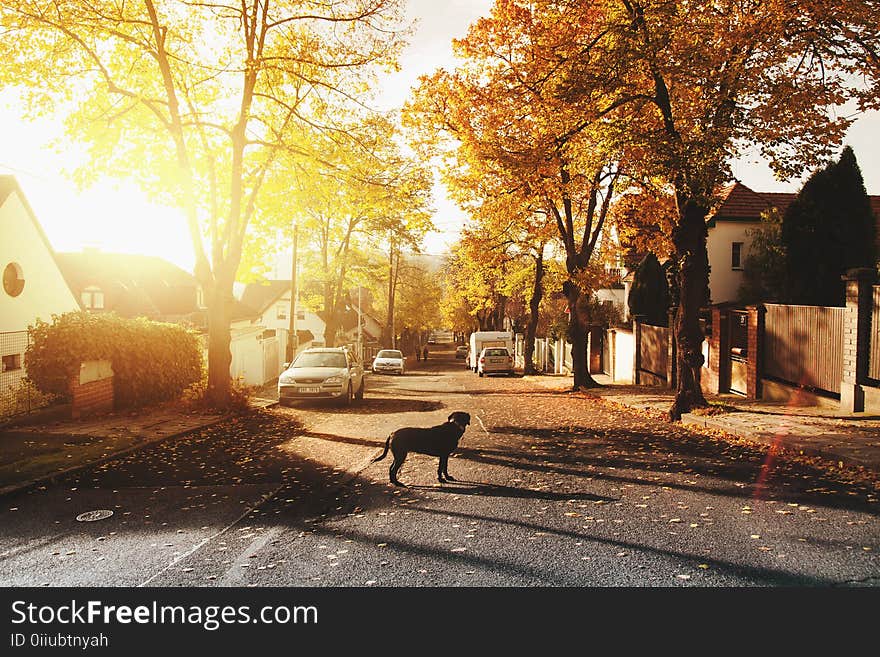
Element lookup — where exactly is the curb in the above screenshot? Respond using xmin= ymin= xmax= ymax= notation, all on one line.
xmin=0 ymin=414 xmax=231 ymax=500
xmin=681 ymin=413 xmax=879 ymax=472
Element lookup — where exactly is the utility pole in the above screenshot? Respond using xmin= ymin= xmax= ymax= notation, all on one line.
xmin=286 ymin=223 xmax=299 ymax=363
xmin=357 ymin=285 xmax=362 ymax=361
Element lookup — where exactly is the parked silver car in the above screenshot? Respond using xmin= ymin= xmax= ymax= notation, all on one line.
xmin=477 ymin=347 xmax=514 ymax=377
xmin=278 ymin=348 xmax=365 ymax=406
xmin=372 ymin=349 xmax=406 ymax=375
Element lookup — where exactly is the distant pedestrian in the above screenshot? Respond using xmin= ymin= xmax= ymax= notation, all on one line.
xmin=416 ymin=348 xmax=421 ymax=362
xmin=423 ymin=346 xmax=429 ymax=361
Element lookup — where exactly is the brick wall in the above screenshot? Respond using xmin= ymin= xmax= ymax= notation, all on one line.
xmin=745 ymin=305 xmax=764 ymax=399
xmin=69 ymin=372 xmax=114 ymax=419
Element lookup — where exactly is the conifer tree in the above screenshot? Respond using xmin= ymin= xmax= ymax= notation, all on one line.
xmin=628 ymin=254 xmax=670 ymax=326
xmin=783 ymin=146 xmax=877 ymax=306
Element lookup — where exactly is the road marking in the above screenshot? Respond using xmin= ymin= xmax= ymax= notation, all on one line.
xmin=137 ymin=483 xmax=284 ymax=587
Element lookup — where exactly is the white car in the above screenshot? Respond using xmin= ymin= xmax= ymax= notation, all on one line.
xmin=372 ymin=349 xmax=405 ymax=375
xmin=278 ymin=348 xmax=365 ymax=406
xmin=477 ymin=347 xmax=514 ymax=377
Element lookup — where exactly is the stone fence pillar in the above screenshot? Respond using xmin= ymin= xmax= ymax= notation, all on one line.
xmin=745 ymin=305 xmax=765 ymax=400
xmin=667 ymin=308 xmax=677 ymax=389
xmin=841 ymin=268 xmax=876 ymax=412
xmin=632 ymin=315 xmax=644 ymax=384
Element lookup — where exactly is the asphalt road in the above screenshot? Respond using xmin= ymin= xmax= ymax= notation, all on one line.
xmin=1 ymin=348 xmax=878 ymax=587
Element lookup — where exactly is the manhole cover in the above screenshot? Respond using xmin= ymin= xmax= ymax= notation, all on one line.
xmin=76 ymin=510 xmax=114 ymax=522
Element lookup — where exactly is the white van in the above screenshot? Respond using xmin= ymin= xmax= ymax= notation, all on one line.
xmin=468 ymin=331 xmax=515 ymax=372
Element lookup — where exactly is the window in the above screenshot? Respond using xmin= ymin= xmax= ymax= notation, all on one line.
xmin=81 ymin=286 xmax=104 ymax=310
xmin=196 ymin=286 xmax=206 ymax=309
xmin=276 ymin=304 xmax=288 ymax=320
xmin=3 ymin=262 xmax=24 ymax=297
xmin=731 ymin=242 xmax=744 ymax=270
xmin=2 ymin=353 xmax=22 ymax=372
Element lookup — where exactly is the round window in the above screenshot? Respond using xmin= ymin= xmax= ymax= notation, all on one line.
xmin=3 ymin=262 xmax=24 ymax=297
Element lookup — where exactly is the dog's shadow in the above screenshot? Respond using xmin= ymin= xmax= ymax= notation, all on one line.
xmin=408 ymin=481 xmax=617 ymax=503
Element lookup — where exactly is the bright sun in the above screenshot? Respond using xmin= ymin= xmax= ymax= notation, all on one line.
xmin=1 ymin=87 xmax=195 ymax=272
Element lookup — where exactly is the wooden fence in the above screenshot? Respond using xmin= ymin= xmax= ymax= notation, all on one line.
xmin=764 ymin=304 xmax=845 ymax=395
xmin=637 ymin=322 xmax=670 ymax=383
xmin=870 ymin=286 xmax=880 ymax=381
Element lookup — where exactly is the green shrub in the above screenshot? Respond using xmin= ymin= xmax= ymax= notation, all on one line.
xmin=26 ymin=312 xmax=203 ymax=409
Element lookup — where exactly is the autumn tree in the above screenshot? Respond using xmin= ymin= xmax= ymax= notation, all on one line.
xmin=406 ymin=1 xmax=633 ymax=389
xmin=442 ymin=231 xmax=512 ymax=333
xmin=530 ymin=0 xmax=880 ymax=417
xmin=256 ymin=116 xmax=432 ymax=347
xmin=0 ymin=0 xmax=408 ymax=406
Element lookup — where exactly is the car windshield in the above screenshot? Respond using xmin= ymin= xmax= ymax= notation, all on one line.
xmin=292 ymin=352 xmax=346 ymax=369
xmin=376 ymin=350 xmax=403 ymax=359
xmin=484 ymin=348 xmax=509 ymax=356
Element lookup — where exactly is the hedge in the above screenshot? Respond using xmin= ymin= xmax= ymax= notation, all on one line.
xmin=26 ymin=312 xmax=203 ymax=408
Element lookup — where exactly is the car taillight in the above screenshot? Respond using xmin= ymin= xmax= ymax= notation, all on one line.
xmin=480 ymin=357 xmax=485 ymax=363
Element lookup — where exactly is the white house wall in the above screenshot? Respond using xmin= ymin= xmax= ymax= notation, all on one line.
xmin=0 ymin=190 xmax=79 ymax=333
xmin=230 ymin=326 xmax=265 ymax=387
xmin=259 ymin=295 xmax=326 ymax=345
xmin=706 ymin=221 xmax=758 ymax=304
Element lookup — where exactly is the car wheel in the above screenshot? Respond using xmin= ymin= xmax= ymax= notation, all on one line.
xmin=478 ymin=371 xmax=484 ymax=377
xmin=355 ymin=379 xmax=365 ymax=401
xmin=341 ymin=383 xmax=353 ymax=406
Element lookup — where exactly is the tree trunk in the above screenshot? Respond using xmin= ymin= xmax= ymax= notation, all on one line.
xmin=205 ymin=280 xmax=232 ymax=408
xmin=563 ymin=280 xmax=599 ymax=389
xmin=669 ymin=198 xmax=710 ymax=420
xmin=523 ymin=249 xmax=544 ymax=375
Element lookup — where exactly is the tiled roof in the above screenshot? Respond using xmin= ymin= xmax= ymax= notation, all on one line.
xmin=710 ymin=181 xmax=880 ymax=226
xmin=711 ymin=182 xmax=774 ymax=220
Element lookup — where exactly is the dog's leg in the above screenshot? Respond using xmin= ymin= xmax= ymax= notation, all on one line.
xmin=389 ymin=455 xmax=407 ymax=487
xmin=437 ymin=454 xmax=455 ymax=483
xmin=437 ymin=458 xmax=446 ymax=483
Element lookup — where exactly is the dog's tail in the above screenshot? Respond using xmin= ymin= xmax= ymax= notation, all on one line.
xmin=372 ymin=432 xmax=393 ymax=462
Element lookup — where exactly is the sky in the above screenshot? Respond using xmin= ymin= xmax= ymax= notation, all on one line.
xmin=1 ymin=0 xmax=878 ymax=273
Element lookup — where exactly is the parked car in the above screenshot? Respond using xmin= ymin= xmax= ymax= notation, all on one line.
xmin=455 ymin=345 xmax=469 ymax=360
xmin=278 ymin=347 xmax=364 ymax=406
xmin=372 ymin=349 xmax=406 ymax=375
xmin=477 ymin=347 xmax=514 ymax=377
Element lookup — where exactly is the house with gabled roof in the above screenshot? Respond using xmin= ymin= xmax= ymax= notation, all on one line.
xmin=706 ymin=181 xmax=880 ymax=303
xmin=1 ymin=175 xmax=81 ymax=396
xmin=55 ymin=248 xmax=284 ymax=386
xmin=237 ymin=279 xmax=325 ymax=360
xmin=56 ymin=249 xmax=208 ymax=321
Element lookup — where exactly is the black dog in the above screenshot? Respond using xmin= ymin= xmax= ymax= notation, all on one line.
xmin=372 ymin=411 xmax=471 ymax=486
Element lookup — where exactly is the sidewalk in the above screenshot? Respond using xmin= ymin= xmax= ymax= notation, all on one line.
xmin=0 ymin=398 xmax=274 ymax=497
xmin=531 ymin=374 xmax=880 ymax=473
